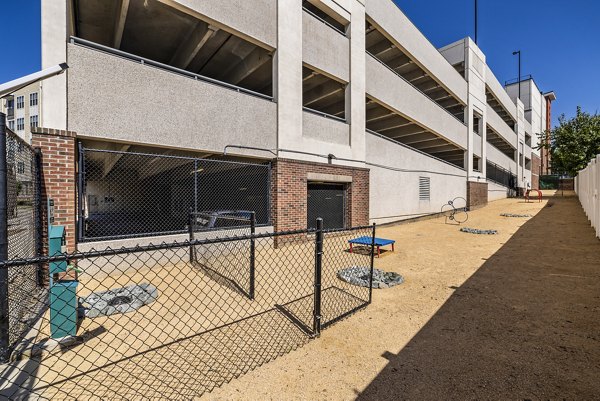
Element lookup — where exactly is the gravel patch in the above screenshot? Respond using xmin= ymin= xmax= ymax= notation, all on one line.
xmin=81 ymin=283 xmax=158 ymax=318
xmin=338 ymin=266 xmax=404 ymax=289
xmin=460 ymin=227 xmax=498 ymax=235
xmin=500 ymin=213 xmax=532 ymax=218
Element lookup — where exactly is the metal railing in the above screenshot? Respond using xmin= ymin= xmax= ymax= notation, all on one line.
xmin=303 ymin=106 xmax=347 ymax=123
xmin=0 ymin=221 xmax=375 ymax=399
xmin=302 ymin=7 xmax=348 ymax=36
xmin=486 ymin=159 xmax=517 ymax=191
xmin=69 ymin=36 xmax=274 ymax=102
xmin=366 ymin=51 xmax=467 ymax=126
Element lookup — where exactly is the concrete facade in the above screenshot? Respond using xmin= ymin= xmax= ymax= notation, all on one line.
xmin=38 ymin=0 xmax=556 ymax=245
xmin=1 ymin=82 xmax=41 ymax=143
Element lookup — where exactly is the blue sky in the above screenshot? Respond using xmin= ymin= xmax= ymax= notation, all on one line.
xmin=1 ymin=1 xmax=598 ymax=127
xmin=394 ymin=0 xmax=600 ymax=126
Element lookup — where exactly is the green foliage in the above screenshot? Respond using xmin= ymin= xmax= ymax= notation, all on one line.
xmin=539 ymin=107 xmax=600 ymax=176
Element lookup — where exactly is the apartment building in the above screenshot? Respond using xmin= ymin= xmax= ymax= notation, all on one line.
xmin=38 ymin=0 xmax=555 ymax=247
xmin=1 ymin=81 xmax=41 ymax=143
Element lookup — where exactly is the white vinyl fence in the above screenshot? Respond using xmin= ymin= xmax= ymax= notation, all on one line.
xmin=575 ymin=155 xmax=600 ymax=238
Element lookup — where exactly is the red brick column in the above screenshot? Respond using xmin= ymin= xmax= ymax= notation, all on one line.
xmin=271 ymin=159 xmax=369 ymax=232
xmin=531 ymin=154 xmax=541 ymax=190
xmin=31 ymin=127 xmax=78 ymax=253
xmin=467 ymin=181 xmax=488 ymax=210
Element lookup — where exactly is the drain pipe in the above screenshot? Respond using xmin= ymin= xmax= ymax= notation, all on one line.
xmin=223 ymin=145 xmax=466 ymax=178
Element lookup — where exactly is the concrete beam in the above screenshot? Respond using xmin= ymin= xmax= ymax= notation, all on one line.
xmin=370 ymin=118 xmax=412 ymax=133
xmin=386 ymin=124 xmax=429 ymax=138
xmin=303 ymin=80 xmax=344 ymax=106
xmin=222 ymin=47 xmax=271 ymax=85
xmin=113 ymin=0 xmax=130 ymax=49
xmin=170 ymin=24 xmax=217 ymax=69
xmin=366 ymin=106 xmax=395 ymax=123
xmin=102 ymin=144 xmax=130 ymax=178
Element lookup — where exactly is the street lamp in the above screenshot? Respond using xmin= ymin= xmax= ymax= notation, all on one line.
xmin=474 ymin=0 xmax=478 ymax=45
xmin=512 ymin=50 xmax=521 ymax=101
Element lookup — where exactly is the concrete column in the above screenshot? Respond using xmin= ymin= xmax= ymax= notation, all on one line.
xmin=349 ymin=0 xmax=366 ymax=161
xmin=276 ymin=0 xmax=303 ymax=152
xmin=41 ymin=0 xmax=68 ymax=130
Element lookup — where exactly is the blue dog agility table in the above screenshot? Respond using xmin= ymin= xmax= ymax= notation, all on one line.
xmin=348 ymin=236 xmax=395 ymax=258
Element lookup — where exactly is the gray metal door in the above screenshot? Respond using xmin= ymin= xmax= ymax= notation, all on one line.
xmin=307 ymin=183 xmax=345 ymax=229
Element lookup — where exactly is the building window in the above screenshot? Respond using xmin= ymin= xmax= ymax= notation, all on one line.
xmin=30 ymin=115 xmax=38 ymax=128
xmin=16 ymin=96 xmax=24 ymax=109
xmin=16 ymin=118 xmax=24 ymax=131
xmin=6 ymin=99 xmax=14 ymax=110
xmin=30 ymin=92 xmax=38 ymax=106
xmin=7 ymin=120 xmax=15 ymax=131
xmin=17 ymin=161 xmax=25 ymax=174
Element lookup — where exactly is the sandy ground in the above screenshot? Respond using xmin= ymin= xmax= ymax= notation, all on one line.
xmin=203 ymin=191 xmax=600 ymax=400
xmin=2 ymin=191 xmax=599 ymax=400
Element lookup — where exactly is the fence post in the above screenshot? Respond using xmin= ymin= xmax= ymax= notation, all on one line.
xmin=368 ymin=223 xmax=376 ymax=304
xmin=34 ymin=148 xmax=44 ymax=287
xmin=0 ymin=112 xmax=9 ymax=362
xmin=188 ymin=209 xmax=195 ymax=263
xmin=77 ymin=142 xmax=85 ymax=242
xmin=313 ymin=217 xmax=323 ymax=337
xmin=249 ymin=211 xmax=255 ymax=300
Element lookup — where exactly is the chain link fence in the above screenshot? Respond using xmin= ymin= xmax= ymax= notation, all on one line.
xmin=0 ymin=221 xmax=374 ymax=399
xmin=79 ymin=146 xmax=271 ymax=242
xmin=1 ymin=129 xmax=43 ymax=361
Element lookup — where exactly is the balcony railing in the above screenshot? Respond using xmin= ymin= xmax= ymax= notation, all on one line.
xmin=69 ymin=36 xmax=274 ymax=102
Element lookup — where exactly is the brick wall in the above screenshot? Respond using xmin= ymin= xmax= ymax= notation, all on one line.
xmin=531 ymin=154 xmax=541 ymax=190
xmin=271 ymin=159 xmax=369 ymax=232
xmin=31 ymin=128 xmax=77 ymax=253
xmin=467 ymin=181 xmax=488 ymax=209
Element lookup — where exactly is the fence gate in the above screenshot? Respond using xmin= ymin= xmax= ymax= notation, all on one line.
xmin=0 ymin=128 xmax=42 ymax=362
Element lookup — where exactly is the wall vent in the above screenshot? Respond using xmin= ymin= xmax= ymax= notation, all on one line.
xmin=419 ymin=177 xmax=430 ymax=201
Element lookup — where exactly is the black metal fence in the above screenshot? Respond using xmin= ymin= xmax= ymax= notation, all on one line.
xmin=1 ymin=128 xmax=43 ymax=363
xmin=486 ymin=160 xmax=517 ymax=195
xmin=0 ymin=221 xmax=374 ymax=399
xmin=78 ymin=146 xmax=271 ymax=242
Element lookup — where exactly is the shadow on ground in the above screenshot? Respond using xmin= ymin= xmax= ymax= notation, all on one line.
xmin=358 ymin=196 xmax=600 ymax=400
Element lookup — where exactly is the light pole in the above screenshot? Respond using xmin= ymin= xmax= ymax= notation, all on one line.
xmin=512 ymin=50 xmax=521 ymax=101
xmin=474 ymin=0 xmax=478 ymax=45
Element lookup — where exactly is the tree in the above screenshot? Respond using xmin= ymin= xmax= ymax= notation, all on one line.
xmin=539 ymin=107 xmax=600 ymax=176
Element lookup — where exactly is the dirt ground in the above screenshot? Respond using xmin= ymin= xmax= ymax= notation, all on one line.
xmin=203 ymin=191 xmax=600 ymax=400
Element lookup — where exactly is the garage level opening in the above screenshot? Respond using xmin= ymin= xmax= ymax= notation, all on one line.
xmin=307 ymin=183 xmax=346 ymax=230
xmin=78 ymin=142 xmax=271 ymax=241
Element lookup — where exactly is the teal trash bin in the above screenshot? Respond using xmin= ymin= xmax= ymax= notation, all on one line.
xmin=50 ymin=280 xmax=78 ymax=338
xmin=49 ymin=225 xmax=67 ymax=275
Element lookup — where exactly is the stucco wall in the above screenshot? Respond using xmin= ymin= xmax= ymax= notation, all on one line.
xmin=67 ymin=44 xmax=277 ymax=157
xmin=366 ymin=133 xmax=467 ymax=225
xmin=303 ymin=111 xmax=350 ymax=146
xmin=487 ymin=180 xmax=511 ymax=202
xmin=302 ymin=10 xmax=350 ymax=82
xmin=366 ymin=54 xmax=468 ymax=150
xmin=160 ymin=0 xmax=277 ymax=48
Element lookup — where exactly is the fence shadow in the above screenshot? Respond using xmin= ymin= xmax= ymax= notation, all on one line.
xmin=1 ymin=307 xmax=311 ymax=399
xmin=357 ymin=196 xmax=600 ymax=400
